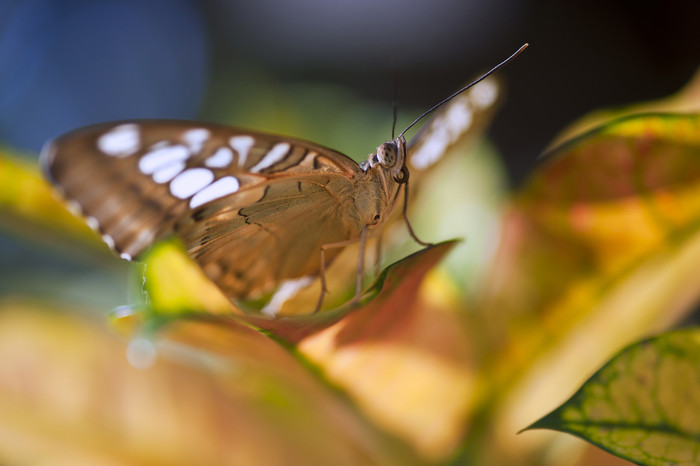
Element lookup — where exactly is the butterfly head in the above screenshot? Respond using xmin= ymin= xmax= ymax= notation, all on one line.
xmin=360 ymin=135 xmax=409 ymax=184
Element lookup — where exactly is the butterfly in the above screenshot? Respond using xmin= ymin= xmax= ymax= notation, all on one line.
xmin=41 ymin=45 xmax=526 ymax=313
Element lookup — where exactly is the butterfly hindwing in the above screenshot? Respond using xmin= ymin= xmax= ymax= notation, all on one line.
xmin=177 ymin=176 xmax=359 ymax=298
xmin=42 ymin=120 xmax=361 ymax=264
xmin=407 ymin=76 xmax=500 ymax=171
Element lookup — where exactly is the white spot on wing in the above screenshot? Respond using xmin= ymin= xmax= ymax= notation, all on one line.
xmin=139 ymin=145 xmax=189 ymax=174
xmin=183 ymin=128 xmax=210 ymax=153
xmin=120 ymin=252 xmax=133 ymax=261
xmin=98 ymin=124 xmax=140 ymax=157
xmin=189 ymin=176 xmax=240 ymax=208
xmin=129 ymin=229 xmax=155 ymax=254
xmin=230 ymin=135 xmax=255 ymax=167
xmin=67 ymin=200 xmax=83 ymax=216
xmin=445 ymin=101 xmax=473 ymax=135
xmin=205 ymin=147 xmax=233 ymax=168
xmin=102 ymin=234 xmax=115 ymax=249
xmin=39 ymin=140 xmax=57 ymax=167
xmin=298 ymin=150 xmax=318 ymax=168
xmin=470 ymin=79 xmax=498 ymax=109
xmin=250 ymin=142 xmax=290 ymax=173
xmin=261 ymin=276 xmax=314 ymax=317
xmin=152 ymin=161 xmax=185 ymax=183
xmin=86 ymin=216 xmax=100 ymax=231
xmin=170 ymin=168 xmax=214 ymax=199
xmin=411 ymin=101 xmax=473 ymax=169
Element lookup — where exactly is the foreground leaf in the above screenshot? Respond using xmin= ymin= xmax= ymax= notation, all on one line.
xmin=298 ymin=243 xmax=474 ymax=461
xmin=139 ymin=236 xmax=458 ymax=342
xmin=139 ymin=238 xmax=238 ymax=316
xmin=0 ymin=300 xmax=422 ymax=465
xmin=526 ymin=328 xmax=700 ymax=466
xmin=0 ymin=147 xmax=105 ymax=254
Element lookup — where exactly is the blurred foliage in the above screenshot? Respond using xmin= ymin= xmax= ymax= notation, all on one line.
xmin=1 ymin=66 xmax=700 ymax=466
xmin=0 ymin=146 xmax=102 ymax=249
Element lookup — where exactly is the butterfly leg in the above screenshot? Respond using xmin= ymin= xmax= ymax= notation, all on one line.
xmin=315 ymin=247 xmax=330 ymax=313
xmin=355 ymin=225 xmax=369 ymax=303
xmin=374 ymin=231 xmax=383 ymax=278
xmin=316 ymin=229 xmax=368 ymax=312
xmin=402 ymin=181 xmax=432 ymax=247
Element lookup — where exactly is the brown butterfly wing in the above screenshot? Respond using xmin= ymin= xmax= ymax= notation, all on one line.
xmin=176 ymin=175 xmax=360 ymax=298
xmin=41 ymin=120 xmax=362 ymax=267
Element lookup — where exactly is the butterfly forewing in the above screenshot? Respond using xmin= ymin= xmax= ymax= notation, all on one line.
xmin=42 ymin=121 xmax=363 ymax=293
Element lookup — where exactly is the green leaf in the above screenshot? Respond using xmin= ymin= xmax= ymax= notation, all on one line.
xmin=138 ymin=237 xmax=237 ymax=316
xmin=525 ymin=328 xmax=700 ymax=465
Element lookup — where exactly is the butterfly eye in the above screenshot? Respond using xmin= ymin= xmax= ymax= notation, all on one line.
xmin=393 ymin=165 xmax=409 ymax=184
xmin=376 ymin=143 xmax=397 ymax=167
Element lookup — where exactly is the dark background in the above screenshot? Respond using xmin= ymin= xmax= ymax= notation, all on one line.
xmin=2 ymin=0 xmax=698 ymax=184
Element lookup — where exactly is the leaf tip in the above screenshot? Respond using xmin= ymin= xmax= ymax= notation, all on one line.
xmin=519 ymin=410 xmax=560 ymax=435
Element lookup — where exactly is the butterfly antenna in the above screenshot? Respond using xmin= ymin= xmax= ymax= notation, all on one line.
xmin=391 ymin=68 xmax=399 ymax=139
xmin=398 ymin=43 xmax=529 ymax=139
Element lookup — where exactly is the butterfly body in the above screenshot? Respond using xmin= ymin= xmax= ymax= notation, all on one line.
xmin=42 ymin=120 xmax=406 ymax=302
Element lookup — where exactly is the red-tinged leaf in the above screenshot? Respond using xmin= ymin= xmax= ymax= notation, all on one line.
xmin=472 ymin=113 xmax=700 ymax=462
xmin=485 ymin=113 xmax=700 ymax=343
xmin=245 ymin=240 xmax=459 ymax=342
xmin=295 ymin=243 xmax=476 ymax=462
xmin=487 ymin=114 xmax=700 ymax=326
